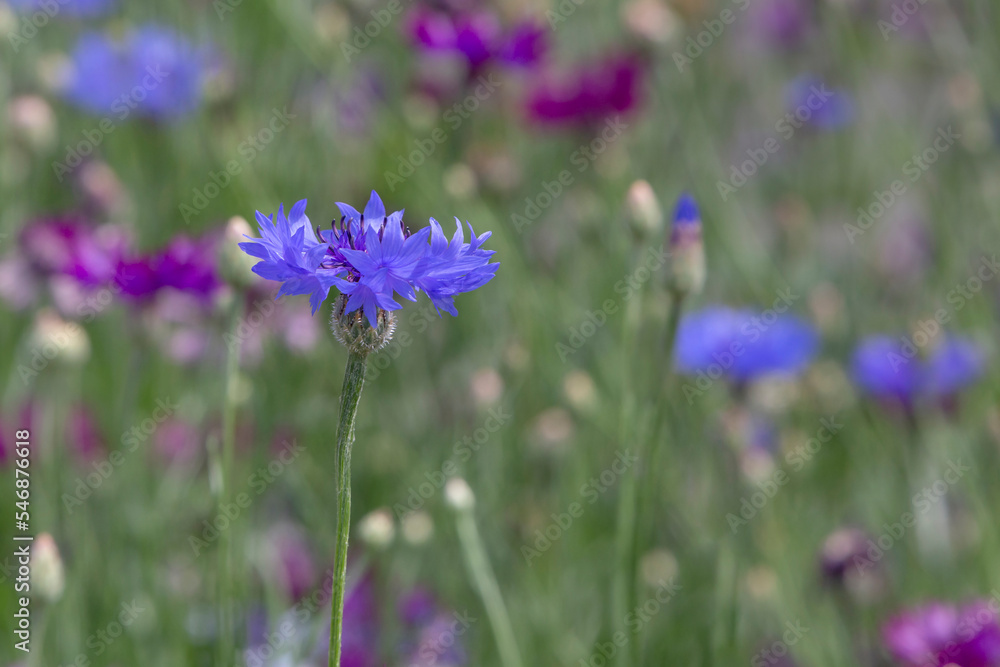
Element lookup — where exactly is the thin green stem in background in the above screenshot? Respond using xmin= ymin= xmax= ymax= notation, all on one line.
xmin=219 ymin=299 xmax=244 ymax=667
xmin=454 ymin=504 xmax=525 ymax=667
xmin=329 ymin=350 xmax=368 ymax=667
xmin=614 ymin=290 xmax=686 ymax=667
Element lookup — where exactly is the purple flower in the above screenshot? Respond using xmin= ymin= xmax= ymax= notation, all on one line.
xmin=883 ymin=600 xmax=1000 ymax=666
xmin=819 ymin=526 xmax=873 ymax=584
xmin=239 ymin=192 xmax=498 ymax=325
xmin=265 ymin=523 xmax=317 ymax=602
xmin=404 ymin=613 xmax=468 ymax=666
xmin=64 ymin=25 xmax=210 ymax=120
xmin=152 ymin=417 xmax=202 ymax=467
xmin=746 ymin=0 xmax=810 ymax=47
xmin=674 ymin=306 xmax=818 ymax=382
xmin=19 ymin=216 xmax=125 ymax=286
xmin=407 ymin=6 xmax=546 ymax=72
xmin=68 ymin=403 xmax=105 ymax=464
xmin=337 ymin=571 xmax=379 ymax=667
xmin=7 ymin=0 xmax=115 ymax=17
xmin=153 ymin=235 xmax=222 ymax=299
xmin=850 ymin=335 xmax=985 ymax=407
xmin=399 ymin=587 xmax=438 ymax=627
xmin=525 ymin=54 xmax=644 ymax=126
xmin=785 ymin=76 xmax=854 ymax=130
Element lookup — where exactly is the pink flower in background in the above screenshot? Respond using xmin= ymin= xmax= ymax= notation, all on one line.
xmin=525 ymin=54 xmax=645 ymax=127
xmin=407 ymin=4 xmax=546 ymax=74
xmin=68 ymin=403 xmax=105 ymax=465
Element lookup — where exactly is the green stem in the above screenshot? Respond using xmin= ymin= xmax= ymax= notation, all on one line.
xmin=329 ymin=350 xmax=368 ymax=667
xmin=614 ymin=290 xmax=686 ymax=666
xmin=455 ymin=507 xmax=524 ymax=667
xmin=219 ymin=300 xmax=244 ymax=667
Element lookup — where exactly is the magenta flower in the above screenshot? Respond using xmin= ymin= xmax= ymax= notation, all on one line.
xmin=525 ymin=54 xmax=644 ymax=126
xmin=407 ymin=5 xmax=546 ymax=73
xmin=883 ymin=600 xmax=1000 ymax=667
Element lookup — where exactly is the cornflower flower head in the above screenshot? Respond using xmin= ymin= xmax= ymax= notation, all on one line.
xmin=850 ymin=334 xmax=985 ymax=409
xmin=8 ymin=0 xmax=115 ymax=17
xmin=238 ymin=191 xmax=498 ymax=352
xmin=674 ymin=305 xmax=818 ymax=383
xmin=63 ymin=25 xmax=211 ymax=120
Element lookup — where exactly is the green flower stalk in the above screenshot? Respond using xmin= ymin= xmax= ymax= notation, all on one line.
xmin=447 ymin=478 xmax=524 ymax=667
xmin=614 ymin=191 xmax=704 ymax=666
xmin=328 ymin=298 xmax=395 ymax=667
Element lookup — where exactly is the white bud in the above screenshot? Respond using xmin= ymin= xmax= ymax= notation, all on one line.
xmin=31 ymin=533 xmax=65 ymax=602
xmin=444 ymin=477 xmax=475 ymax=511
xmin=357 ymin=508 xmax=395 ymax=549
xmin=401 ymin=511 xmax=434 ymax=545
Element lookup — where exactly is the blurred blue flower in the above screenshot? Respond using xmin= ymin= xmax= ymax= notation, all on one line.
xmin=63 ymin=25 xmax=209 ymax=120
xmin=785 ymin=76 xmax=854 ymax=130
xmin=8 ymin=0 xmax=115 ymax=17
xmin=240 ymin=192 xmax=498 ymax=324
xmin=850 ymin=335 xmax=984 ymax=406
xmin=674 ymin=306 xmax=818 ymax=382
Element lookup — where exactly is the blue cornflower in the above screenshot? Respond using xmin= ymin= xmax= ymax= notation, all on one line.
xmin=668 ymin=192 xmax=705 ymax=296
xmin=851 ymin=335 xmax=984 ymax=406
xmin=63 ymin=25 xmax=209 ymax=120
xmin=239 ymin=191 xmax=498 ymax=326
xmin=8 ymin=0 xmax=115 ymax=16
xmin=785 ymin=75 xmax=854 ymax=130
xmin=674 ymin=306 xmax=818 ymax=382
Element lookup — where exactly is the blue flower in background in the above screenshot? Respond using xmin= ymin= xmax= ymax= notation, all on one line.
xmin=851 ymin=334 xmax=985 ymax=406
xmin=239 ymin=192 xmax=498 ymax=324
xmin=8 ymin=0 xmax=115 ymax=17
xmin=674 ymin=306 xmax=818 ymax=382
xmin=785 ymin=75 xmax=854 ymax=130
xmin=63 ymin=25 xmax=209 ymax=120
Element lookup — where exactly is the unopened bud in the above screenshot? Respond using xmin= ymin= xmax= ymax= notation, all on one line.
xmin=31 ymin=533 xmax=65 ymax=602
xmin=220 ymin=216 xmax=259 ymax=288
xmin=8 ymin=95 xmax=56 ymax=151
xmin=668 ymin=192 xmax=705 ymax=296
xmin=401 ymin=511 xmax=434 ymax=545
xmin=444 ymin=477 xmax=475 ymax=511
xmin=622 ymin=0 xmax=679 ymax=45
xmin=30 ymin=309 xmax=90 ymax=366
xmin=357 ymin=508 xmax=395 ymax=549
xmin=625 ymin=180 xmax=663 ymax=238
xmin=330 ymin=294 xmax=396 ymax=355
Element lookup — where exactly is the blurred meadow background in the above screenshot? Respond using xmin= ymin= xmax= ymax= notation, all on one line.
xmin=2 ymin=0 xmax=1000 ymax=665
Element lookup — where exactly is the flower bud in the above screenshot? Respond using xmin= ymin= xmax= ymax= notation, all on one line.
xmin=31 ymin=533 xmax=65 ymax=602
xmin=401 ymin=511 xmax=434 ymax=545
xmin=624 ymin=179 xmax=663 ymax=238
xmin=444 ymin=477 xmax=475 ymax=511
xmin=668 ymin=192 xmax=705 ymax=297
xmin=219 ymin=216 xmax=259 ymax=288
xmin=29 ymin=309 xmax=91 ymax=367
xmin=357 ymin=508 xmax=395 ymax=549
xmin=8 ymin=95 xmax=56 ymax=151
xmin=330 ymin=294 xmax=396 ymax=355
